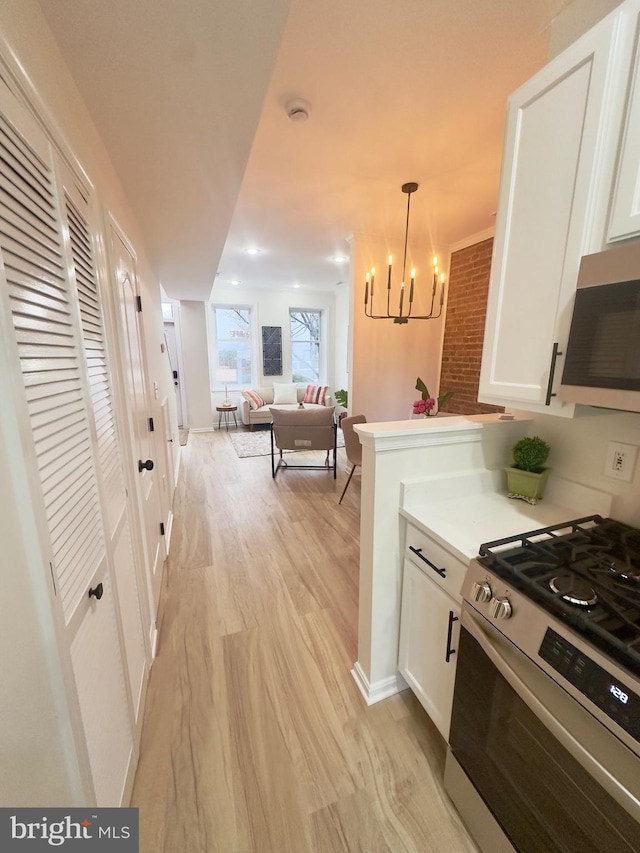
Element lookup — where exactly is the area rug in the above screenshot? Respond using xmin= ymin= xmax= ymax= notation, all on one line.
xmin=229 ymin=429 xmax=345 ymax=459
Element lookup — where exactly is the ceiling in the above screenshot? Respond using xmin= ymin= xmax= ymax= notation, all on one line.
xmin=39 ymin=0 xmax=573 ymax=300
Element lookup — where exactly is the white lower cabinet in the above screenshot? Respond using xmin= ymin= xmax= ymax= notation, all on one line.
xmin=398 ymin=523 xmax=464 ymax=741
xmin=399 ymin=560 xmax=460 ymax=740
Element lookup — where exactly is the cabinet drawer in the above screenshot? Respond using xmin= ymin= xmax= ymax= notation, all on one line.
xmin=404 ymin=523 xmax=467 ymax=601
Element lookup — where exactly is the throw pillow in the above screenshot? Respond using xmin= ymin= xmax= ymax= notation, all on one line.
xmin=303 ymin=384 xmax=328 ymax=405
xmin=273 ymin=382 xmax=298 ymax=405
xmin=242 ymin=389 xmax=266 ymax=410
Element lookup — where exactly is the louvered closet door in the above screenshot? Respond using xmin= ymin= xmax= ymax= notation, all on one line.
xmin=61 ymin=175 xmax=148 ymax=721
xmin=0 ymin=79 xmax=133 ymax=805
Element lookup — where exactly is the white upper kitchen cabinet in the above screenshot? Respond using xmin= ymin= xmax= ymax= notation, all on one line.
xmin=479 ymin=2 xmax=639 ymax=417
xmin=608 ymin=6 xmax=640 ymax=242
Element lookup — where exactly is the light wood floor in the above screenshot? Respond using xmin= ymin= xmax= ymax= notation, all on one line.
xmin=131 ymin=429 xmax=478 ymax=853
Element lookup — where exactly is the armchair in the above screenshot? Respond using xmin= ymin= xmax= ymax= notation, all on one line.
xmin=270 ymin=406 xmax=337 ymax=479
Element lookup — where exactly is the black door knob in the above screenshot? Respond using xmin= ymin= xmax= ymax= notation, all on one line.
xmin=138 ymin=459 xmax=154 ymax=472
xmin=88 ymin=582 xmax=104 ymax=600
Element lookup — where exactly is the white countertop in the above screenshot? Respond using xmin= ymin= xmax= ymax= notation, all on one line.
xmin=400 ymin=469 xmax=613 ymax=564
xmin=355 ymin=412 xmax=526 ymax=437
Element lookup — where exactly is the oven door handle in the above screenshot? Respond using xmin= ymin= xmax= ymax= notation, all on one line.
xmin=462 ymin=608 xmax=640 ymax=822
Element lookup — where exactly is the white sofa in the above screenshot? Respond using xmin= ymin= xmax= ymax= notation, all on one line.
xmin=239 ymin=386 xmax=332 ymax=429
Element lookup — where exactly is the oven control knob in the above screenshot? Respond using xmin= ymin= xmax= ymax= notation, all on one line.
xmin=490 ymin=597 xmax=512 ymax=620
xmin=472 ymin=581 xmax=492 ymax=603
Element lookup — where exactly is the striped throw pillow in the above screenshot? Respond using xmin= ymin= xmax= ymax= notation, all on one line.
xmin=303 ymin=384 xmax=328 ymax=405
xmin=242 ymin=389 xmax=266 ymax=410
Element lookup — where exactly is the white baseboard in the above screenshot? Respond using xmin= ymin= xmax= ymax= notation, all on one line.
xmin=149 ymin=624 xmax=159 ymax=660
xmin=164 ymin=510 xmax=174 ymax=551
xmin=120 ymin=745 xmax=137 ymax=807
xmin=189 ymin=427 xmax=214 ymax=433
xmin=351 ymin=661 xmax=409 ymax=705
xmin=174 ymin=450 xmax=181 ymax=488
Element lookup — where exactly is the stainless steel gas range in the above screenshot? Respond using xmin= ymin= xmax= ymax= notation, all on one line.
xmin=444 ymin=515 xmax=640 ymax=853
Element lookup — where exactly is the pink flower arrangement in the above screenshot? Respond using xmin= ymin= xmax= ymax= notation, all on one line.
xmin=413 ymin=397 xmax=435 ymax=415
xmin=413 ymin=377 xmax=454 ymax=417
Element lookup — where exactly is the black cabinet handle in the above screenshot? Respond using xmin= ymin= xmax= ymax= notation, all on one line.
xmin=138 ymin=459 xmax=154 ymax=472
xmin=88 ymin=582 xmax=104 ymax=600
xmin=545 ymin=342 xmax=563 ymax=406
xmin=408 ymin=546 xmax=446 ymax=577
xmin=446 ymin=610 xmax=459 ymax=663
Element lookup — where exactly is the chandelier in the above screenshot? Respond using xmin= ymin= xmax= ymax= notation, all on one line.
xmin=364 ymin=182 xmax=446 ymax=324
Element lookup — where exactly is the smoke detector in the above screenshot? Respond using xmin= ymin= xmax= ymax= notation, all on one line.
xmin=285 ymin=98 xmax=310 ymax=122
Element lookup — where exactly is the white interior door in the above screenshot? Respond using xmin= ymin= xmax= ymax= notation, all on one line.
xmin=0 ymin=78 xmax=133 ymax=804
xmin=110 ymin=228 xmax=164 ymax=620
xmin=164 ymin=321 xmax=183 ymax=427
xmin=61 ymin=175 xmax=148 ymax=722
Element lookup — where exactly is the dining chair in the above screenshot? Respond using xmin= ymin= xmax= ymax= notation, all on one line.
xmin=338 ymin=414 xmax=366 ymax=504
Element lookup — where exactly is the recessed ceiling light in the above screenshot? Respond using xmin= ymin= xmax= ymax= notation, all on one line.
xmin=292 ymin=283 xmax=301 ymax=289
xmin=332 ymin=255 xmax=348 ymax=263
xmin=230 ymin=280 xmax=241 ymax=285
xmin=245 ymin=247 xmax=261 ymax=255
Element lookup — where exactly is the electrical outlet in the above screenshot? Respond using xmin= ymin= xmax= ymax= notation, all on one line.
xmin=604 ymin=442 xmax=638 ymax=483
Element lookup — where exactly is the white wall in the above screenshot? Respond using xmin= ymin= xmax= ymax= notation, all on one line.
xmin=350 ymin=234 xmax=447 ymax=422
xmin=180 ymin=301 xmax=213 ymax=429
xmin=333 ymin=282 xmax=350 ymax=404
xmin=211 ymin=284 xmax=337 ymax=390
xmin=515 ymin=409 xmax=640 ymax=527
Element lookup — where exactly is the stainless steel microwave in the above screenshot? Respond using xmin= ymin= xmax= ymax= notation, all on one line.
xmin=558 ymin=242 xmax=640 ymax=413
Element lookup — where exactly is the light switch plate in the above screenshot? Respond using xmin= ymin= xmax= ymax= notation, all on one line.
xmin=604 ymin=442 xmax=638 ymax=482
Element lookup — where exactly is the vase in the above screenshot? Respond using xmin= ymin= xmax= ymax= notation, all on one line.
xmin=505 ymin=467 xmax=550 ymax=504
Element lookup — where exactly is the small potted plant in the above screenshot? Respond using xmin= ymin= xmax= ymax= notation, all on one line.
xmin=334 ymin=389 xmax=348 ymax=425
xmin=506 ymin=436 xmax=551 ymax=504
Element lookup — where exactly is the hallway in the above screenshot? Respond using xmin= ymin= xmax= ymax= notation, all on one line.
xmin=131 ymin=430 xmax=477 ymax=852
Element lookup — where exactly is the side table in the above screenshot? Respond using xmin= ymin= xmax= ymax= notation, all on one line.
xmin=216 ymin=404 xmax=238 ymax=430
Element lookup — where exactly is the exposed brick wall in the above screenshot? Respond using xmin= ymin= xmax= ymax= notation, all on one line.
xmin=439 ymin=238 xmax=504 ymax=416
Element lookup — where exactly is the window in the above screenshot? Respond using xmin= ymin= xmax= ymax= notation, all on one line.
xmin=211 ymin=306 xmax=253 ymax=388
xmin=290 ymin=309 xmax=322 ymax=384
